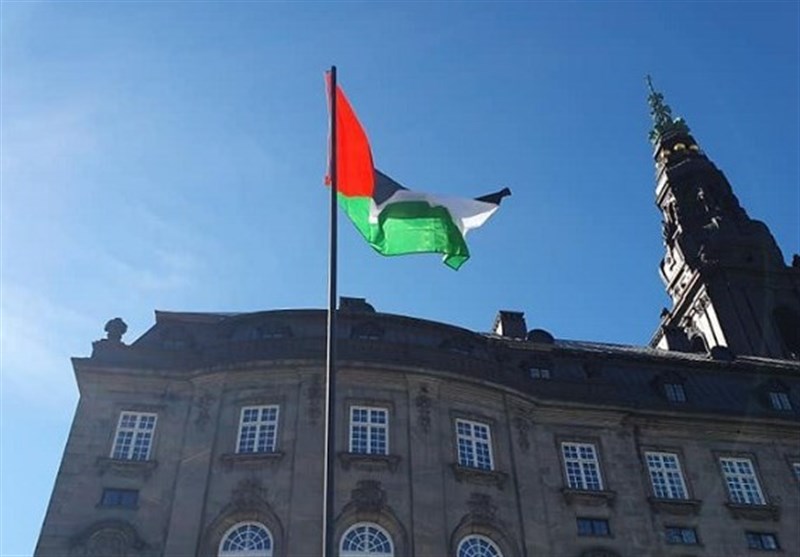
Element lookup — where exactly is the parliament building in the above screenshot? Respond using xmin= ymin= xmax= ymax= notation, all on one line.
xmin=36 ymin=87 xmax=800 ymax=557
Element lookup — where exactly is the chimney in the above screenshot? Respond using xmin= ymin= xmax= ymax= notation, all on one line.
xmin=493 ymin=311 xmax=527 ymax=339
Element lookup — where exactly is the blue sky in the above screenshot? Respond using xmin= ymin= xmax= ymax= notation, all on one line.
xmin=1 ymin=2 xmax=797 ymax=554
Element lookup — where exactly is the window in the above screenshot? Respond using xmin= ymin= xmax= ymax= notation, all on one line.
xmin=111 ymin=412 xmax=157 ymax=461
xmin=340 ymin=523 xmax=393 ymax=556
xmin=719 ymin=457 xmax=765 ymax=505
xmin=456 ymin=419 xmax=493 ymax=470
xmin=529 ymin=366 xmax=551 ymax=379
xmin=561 ymin=442 xmax=603 ymax=490
xmin=236 ymin=406 xmax=279 ymax=454
xmin=99 ymin=488 xmax=138 ymax=509
xmin=664 ymin=382 xmax=687 ymax=403
xmin=218 ymin=522 xmax=273 ymax=557
xmin=665 ymin=526 xmax=698 ymax=545
xmin=349 ymin=407 xmax=388 ymax=455
xmin=792 ymin=462 xmax=800 ymax=483
xmin=645 ymin=451 xmax=688 ymax=499
xmin=576 ymin=518 xmax=610 ymax=537
xmin=457 ymin=535 xmax=503 ymax=557
xmin=746 ymin=532 xmax=779 ymax=551
xmin=768 ymin=391 xmax=792 ymax=411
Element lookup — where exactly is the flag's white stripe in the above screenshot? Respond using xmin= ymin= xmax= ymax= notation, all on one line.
xmin=369 ymin=190 xmax=499 ymax=235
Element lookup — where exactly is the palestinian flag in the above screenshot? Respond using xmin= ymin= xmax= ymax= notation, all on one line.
xmin=327 ymin=76 xmax=510 ymax=270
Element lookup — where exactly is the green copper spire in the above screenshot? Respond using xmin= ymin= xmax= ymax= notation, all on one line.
xmin=647 ymin=75 xmax=690 ymax=145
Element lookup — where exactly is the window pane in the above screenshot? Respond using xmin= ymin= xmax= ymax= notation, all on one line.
xmin=237 ymin=406 xmax=279 ymax=454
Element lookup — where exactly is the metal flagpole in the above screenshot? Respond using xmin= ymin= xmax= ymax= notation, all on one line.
xmin=322 ymin=64 xmax=338 ymax=557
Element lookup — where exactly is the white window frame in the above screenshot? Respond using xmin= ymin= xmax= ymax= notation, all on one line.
xmin=456 ymin=534 xmax=503 ymax=557
xmin=111 ymin=411 xmax=157 ymax=461
xmin=719 ymin=457 xmax=766 ymax=505
xmin=645 ymin=451 xmax=689 ymax=499
xmin=236 ymin=405 xmax=280 ymax=454
xmin=768 ymin=391 xmax=792 ymax=411
xmin=456 ymin=419 xmax=494 ymax=470
xmin=218 ymin=521 xmax=273 ymax=557
xmin=348 ymin=406 xmax=389 ymax=455
xmin=561 ymin=442 xmax=604 ymax=490
xmin=340 ymin=522 xmax=394 ymax=556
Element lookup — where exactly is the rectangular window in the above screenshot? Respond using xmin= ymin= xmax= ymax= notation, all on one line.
xmin=236 ymin=405 xmax=279 ymax=453
xmin=646 ymin=451 xmax=688 ymax=499
xmin=665 ymin=526 xmax=698 ymax=545
xmin=111 ymin=412 xmax=157 ymax=461
xmin=456 ymin=419 xmax=493 ymax=470
xmin=768 ymin=391 xmax=792 ymax=411
xmin=562 ymin=442 xmax=603 ymax=490
xmin=100 ymin=488 xmax=139 ymax=508
xmin=792 ymin=462 xmax=800 ymax=483
xmin=719 ymin=457 xmax=765 ymax=505
xmin=349 ymin=406 xmax=388 ymax=455
xmin=746 ymin=532 xmax=779 ymax=551
xmin=664 ymin=383 xmax=687 ymax=403
xmin=576 ymin=518 xmax=610 ymax=537
xmin=529 ymin=367 xmax=551 ymax=379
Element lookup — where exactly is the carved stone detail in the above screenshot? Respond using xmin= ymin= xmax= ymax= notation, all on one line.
xmin=95 ymin=457 xmax=158 ymax=480
xmin=647 ymin=497 xmax=702 ymax=516
xmin=513 ymin=414 xmax=530 ymax=452
xmin=194 ymin=390 xmax=214 ymax=430
xmin=450 ymin=464 xmax=508 ymax=490
xmin=220 ymin=452 xmax=284 ymax=471
xmin=415 ymin=386 xmax=432 ymax=433
xmin=232 ymin=478 xmax=269 ymax=510
xmin=561 ymin=488 xmax=616 ymax=507
xmin=338 ymin=452 xmax=401 ymax=473
xmin=351 ymin=480 xmax=386 ymax=513
xmin=467 ymin=492 xmax=497 ymax=522
xmin=307 ymin=374 xmax=322 ymax=425
xmin=725 ymin=502 xmax=780 ymax=521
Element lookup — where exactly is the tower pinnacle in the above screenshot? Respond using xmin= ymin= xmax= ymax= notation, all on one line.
xmin=646 ymin=76 xmax=690 ymax=145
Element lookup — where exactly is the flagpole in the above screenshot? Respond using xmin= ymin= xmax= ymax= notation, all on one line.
xmin=322 ymin=64 xmax=338 ymax=557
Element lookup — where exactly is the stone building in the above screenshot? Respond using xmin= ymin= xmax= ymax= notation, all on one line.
xmin=36 ymin=87 xmax=800 ymax=557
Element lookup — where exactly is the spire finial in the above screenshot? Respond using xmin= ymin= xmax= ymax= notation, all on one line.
xmin=646 ymin=76 xmax=690 ymax=145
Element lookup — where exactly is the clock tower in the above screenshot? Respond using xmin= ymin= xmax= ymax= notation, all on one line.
xmin=647 ymin=78 xmax=800 ymax=359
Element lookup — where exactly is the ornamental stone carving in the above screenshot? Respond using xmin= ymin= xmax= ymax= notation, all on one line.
xmin=307 ymin=374 xmax=322 ymax=425
xmin=414 ymin=386 xmax=432 ymax=433
xmin=351 ymin=480 xmax=387 ymax=513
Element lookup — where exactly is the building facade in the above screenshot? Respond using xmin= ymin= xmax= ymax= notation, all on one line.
xmin=36 ymin=87 xmax=800 ymax=557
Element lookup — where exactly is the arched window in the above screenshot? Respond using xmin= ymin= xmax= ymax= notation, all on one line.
xmin=340 ymin=523 xmax=394 ymax=556
xmin=457 ymin=535 xmax=503 ymax=557
xmin=218 ymin=522 xmax=273 ymax=557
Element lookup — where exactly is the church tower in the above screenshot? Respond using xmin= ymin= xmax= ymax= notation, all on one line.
xmin=648 ymin=78 xmax=800 ymax=359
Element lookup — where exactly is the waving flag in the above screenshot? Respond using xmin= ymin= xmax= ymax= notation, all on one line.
xmin=327 ymin=76 xmax=510 ymax=270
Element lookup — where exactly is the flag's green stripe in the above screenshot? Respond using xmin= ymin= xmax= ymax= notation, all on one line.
xmin=338 ymin=194 xmax=470 ymax=270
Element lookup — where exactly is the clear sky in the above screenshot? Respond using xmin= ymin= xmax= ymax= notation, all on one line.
xmin=1 ymin=1 xmax=797 ymax=554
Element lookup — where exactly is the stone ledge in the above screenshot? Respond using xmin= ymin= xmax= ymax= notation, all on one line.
xmin=561 ymin=488 xmax=616 ymax=507
xmin=450 ymin=464 xmax=508 ymax=490
xmin=220 ymin=451 xmax=284 ymax=471
xmin=338 ymin=452 xmax=401 ymax=473
xmin=647 ymin=497 xmax=702 ymax=515
xmin=95 ymin=457 xmax=158 ymax=479
xmin=725 ymin=502 xmax=780 ymax=521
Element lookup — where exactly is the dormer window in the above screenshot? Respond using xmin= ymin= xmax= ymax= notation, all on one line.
xmin=768 ymin=391 xmax=792 ymax=411
xmin=526 ymin=357 xmax=552 ymax=380
xmin=665 ymin=382 xmax=687 ymax=403
xmin=529 ymin=366 xmax=551 ymax=380
xmin=759 ymin=380 xmax=793 ymax=412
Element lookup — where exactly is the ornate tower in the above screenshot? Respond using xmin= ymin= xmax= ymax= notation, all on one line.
xmin=647 ymin=78 xmax=800 ymax=359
